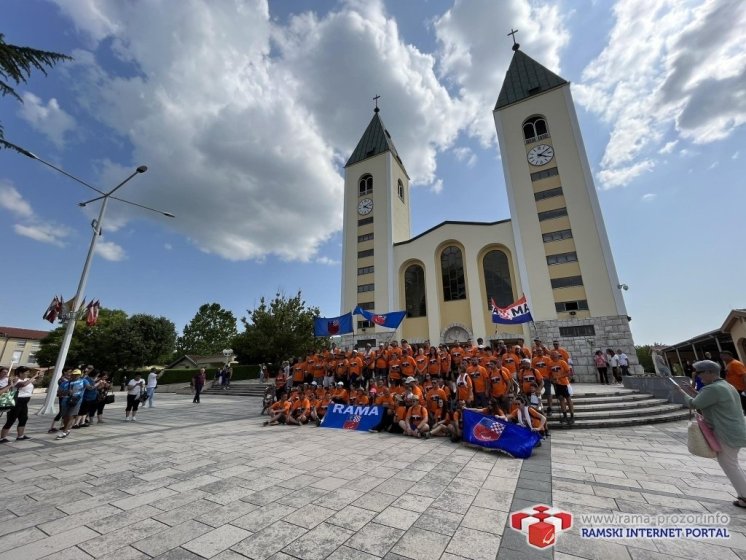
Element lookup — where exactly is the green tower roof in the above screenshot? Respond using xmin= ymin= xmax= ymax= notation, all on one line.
xmin=495 ymin=49 xmax=568 ymax=110
xmin=345 ymin=110 xmax=408 ymax=176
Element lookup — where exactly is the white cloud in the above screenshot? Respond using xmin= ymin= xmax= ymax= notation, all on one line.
xmin=708 ymin=161 xmax=719 ymax=169
xmin=95 ymin=240 xmax=126 ymax=261
xmin=576 ymin=0 xmax=746 ymax=188
xmin=733 ymin=151 xmax=740 ymax=159
xmin=315 ymin=256 xmax=340 ymax=266
xmin=14 ymin=223 xmax=70 ymax=247
xmin=641 ymin=193 xmax=657 ymax=202
xmin=0 ymin=182 xmax=34 ymax=218
xmin=658 ymin=140 xmax=678 ymax=154
xmin=0 ymin=181 xmax=72 ymax=246
xmin=453 ymin=146 xmax=477 ymax=167
xmin=164 ymin=243 xmax=172 ymax=250
xmin=430 ymin=178 xmax=444 ymax=194
xmin=50 ymin=0 xmax=475 ymax=262
xmin=433 ymin=0 xmax=570 ymax=146
xmin=17 ymin=92 xmax=75 ymax=148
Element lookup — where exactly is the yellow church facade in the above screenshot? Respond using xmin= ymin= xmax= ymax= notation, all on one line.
xmin=339 ymin=46 xmax=639 ymax=381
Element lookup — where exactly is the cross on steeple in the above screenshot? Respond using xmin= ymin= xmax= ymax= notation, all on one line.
xmin=508 ymin=28 xmax=520 ymax=51
xmin=373 ymin=94 xmax=381 ymax=113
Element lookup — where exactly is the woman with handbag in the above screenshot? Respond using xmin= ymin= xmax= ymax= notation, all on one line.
xmin=91 ymin=373 xmax=113 ymax=424
xmin=125 ymin=373 xmax=145 ymax=421
xmin=0 ymin=367 xmax=40 ymax=443
xmin=674 ymin=360 xmax=746 ymax=508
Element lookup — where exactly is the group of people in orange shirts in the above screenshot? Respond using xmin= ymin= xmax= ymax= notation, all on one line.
xmin=264 ymin=337 xmax=578 ymax=433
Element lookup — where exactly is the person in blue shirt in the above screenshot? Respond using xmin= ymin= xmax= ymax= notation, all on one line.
xmin=56 ymin=369 xmax=93 ymax=440
xmin=73 ymin=367 xmax=100 ymax=429
xmin=48 ymin=369 xmax=72 ymax=433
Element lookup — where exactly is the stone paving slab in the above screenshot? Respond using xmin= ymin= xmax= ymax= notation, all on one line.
xmin=1 ymin=392 xmax=745 ymax=559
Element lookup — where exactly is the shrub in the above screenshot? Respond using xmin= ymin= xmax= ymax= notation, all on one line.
xmin=159 ymin=365 xmax=260 ymax=385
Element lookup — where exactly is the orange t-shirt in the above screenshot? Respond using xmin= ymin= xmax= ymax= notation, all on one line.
xmin=375 ymin=350 xmax=388 ymax=370
xmin=455 ymin=374 xmax=473 ymax=402
xmin=450 ymin=346 xmax=465 ymax=366
xmin=270 ymin=400 xmax=289 ymax=413
xmin=467 ymin=365 xmax=488 ymax=394
xmin=488 ymin=366 xmax=511 ymax=398
xmin=291 ymin=398 xmax=310 ymax=415
xmin=426 ymin=387 xmax=447 ymax=417
xmin=726 ymin=360 xmax=746 ymax=392
xmin=553 ymin=347 xmax=571 ymax=362
xmin=502 ymin=353 xmax=519 ymax=374
xmin=531 ymin=356 xmax=550 ymax=380
xmin=548 ymin=359 xmax=571 ymax=385
xmin=509 ymin=403 xmax=544 ymax=430
xmin=292 ymin=363 xmax=305 ymax=383
xmin=406 ymin=404 xmax=428 ymax=425
xmin=348 ymin=356 xmax=363 ymax=376
xmin=401 ymin=356 xmax=417 ymax=378
xmin=394 ymin=404 xmax=408 ymax=422
xmin=332 ymin=387 xmax=349 ymax=402
xmin=440 ymin=351 xmax=451 ymax=374
xmin=375 ymin=393 xmax=394 ymax=407
xmin=517 ymin=368 xmax=542 ymax=395
xmin=427 ymin=355 xmax=441 ymax=376
xmin=414 ymin=355 xmax=428 ymax=375
xmin=388 ymin=356 xmax=402 ymax=381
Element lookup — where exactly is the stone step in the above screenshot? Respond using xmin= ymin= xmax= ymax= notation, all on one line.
xmin=547 ymin=403 xmax=685 ymax=421
xmin=569 ymin=397 xmax=671 ymax=412
xmin=548 ymin=408 xmax=690 ymax=429
xmin=567 ymin=393 xmax=654 ymax=405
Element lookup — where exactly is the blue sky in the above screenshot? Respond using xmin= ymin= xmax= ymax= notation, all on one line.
xmin=1 ymin=0 xmax=744 ymax=346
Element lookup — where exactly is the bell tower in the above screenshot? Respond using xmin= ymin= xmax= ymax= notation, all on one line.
xmin=493 ymin=36 xmax=639 ymax=378
xmin=340 ymin=103 xmax=410 ymax=335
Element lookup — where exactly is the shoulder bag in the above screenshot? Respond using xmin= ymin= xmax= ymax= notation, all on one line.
xmin=0 ymin=389 xmax=16 ymax=410
xmin=687 ymin=412 xmax=717 ymax=459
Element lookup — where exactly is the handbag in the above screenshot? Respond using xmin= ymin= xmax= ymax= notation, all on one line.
xmin=104 ymin=394 xmax=115 ymax=404
xmin=695 ymin=413 xmax=721 ymax=453
xmin=0 ymin=390 xmax=16 ymax=410
xmin=687 ymin=415 xmax=717 ymax=458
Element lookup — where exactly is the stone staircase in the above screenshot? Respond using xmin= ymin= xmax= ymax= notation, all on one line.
xmin=547 ymin=387 xmax=689 ymax=430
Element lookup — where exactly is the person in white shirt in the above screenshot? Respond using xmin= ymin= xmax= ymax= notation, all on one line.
xmin=1 ymin=367 xmax=40 ymax=442
xmin=616 ymin=349 xmax=630 ymax=377
xmin=607 ymin=348 xmax=621 ymax=384
xmin=144 ymin=368 xmax=163 ymax=408
xmin=125 ymin=373 xmax=145 ymax=421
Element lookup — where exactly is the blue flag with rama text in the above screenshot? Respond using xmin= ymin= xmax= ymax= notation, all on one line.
xmin=320 ymin=404 xmax=385 ymax=431
xmin=462 ymin=409 xmax=541 ymax=459
xmin=353 ymin=306 xmax=406 ymax=329
xmin=313 ymin=312 xmax=353 ymax=337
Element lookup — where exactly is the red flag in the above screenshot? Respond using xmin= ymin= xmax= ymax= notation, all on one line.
xmin=43 ymin=296 xmax=60 ymax=323
xmin=86 ymin=300 xmax=100 ymax=326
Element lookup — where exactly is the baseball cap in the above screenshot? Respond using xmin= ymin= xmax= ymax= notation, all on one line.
xmin=520 ymin=359 xmax=531 ymax=366
xmin=71 ymin=369 xmax=82 ymax=376
xmin=311 ymin=381 xmax=318 ymax=386
xmin=693 ymin=360 xmax=721 ymax=374
xmin=336 ymin=381 xmax=344 ymax=386
xmin=404 ymin=376 xmax=415 ymax=384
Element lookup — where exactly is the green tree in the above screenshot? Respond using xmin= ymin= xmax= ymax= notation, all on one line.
xmin=36 ymin=308 xmax=176 ymax=372
xmin=176 ymin=303 xmax=238 ymax=355
xmin=635 ymin=343 xmax=665 ymax=373
xmin=233 ymin=291 xmax=327 ymax=366
xmin=0 ymin=33 xmax=72 ymax=147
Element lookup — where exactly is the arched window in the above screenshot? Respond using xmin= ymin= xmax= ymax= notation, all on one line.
xmin=522 ymin=116 xmax=549 ymax=142
xmin=483 ymin=250 xmax=513 ymax=308
xmin=404 ymin=264 xmax=426 ymax=317
xmin=441 ymin=246 xmax=466 ymax=301
xmin=359 ymin=174 xmax=373 ymax=196
xmin=397 ymin=179 xmax=405 ymax=201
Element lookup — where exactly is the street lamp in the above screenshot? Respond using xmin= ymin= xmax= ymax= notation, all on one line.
xmin=3 ymin=141 xmax=175 ymax=415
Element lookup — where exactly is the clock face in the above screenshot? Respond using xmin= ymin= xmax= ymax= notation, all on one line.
xmin=358 ymin=198 xmax=373 ymax=215
xmin=527 ymin=144 xmax=554 ymax=166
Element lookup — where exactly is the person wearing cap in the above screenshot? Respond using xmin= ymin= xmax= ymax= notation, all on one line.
xmin=402 ymin=394 xmax=429 ymax=438
xmin=404 ymin=376 xmax=423 ymax=402
xmin=56 ymin=368 xmax=89 ymax=439
xmin=466 ymin=355 xmax=489 ymax=407
xmin=672 ymin=360 xmax=746 ymax=507
xmin=331 ymin=381 xmax=349 ymax=404
xmin=548 ymin=351 xmax=574 ymax=425
xmin=0 ymin=367 xmax=41 ymax=443
xmin=721 ymin=351 xmax=746 ymax=413
xmin=517 ymin=359 xmax=543 ymax=397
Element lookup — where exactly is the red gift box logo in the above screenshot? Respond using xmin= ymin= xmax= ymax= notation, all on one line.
xmin=509 ymin=504 xmax=573 ymax=549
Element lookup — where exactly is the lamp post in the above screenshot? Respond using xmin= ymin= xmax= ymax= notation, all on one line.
xmin=3 ymin=141 xmax=174 ymax=415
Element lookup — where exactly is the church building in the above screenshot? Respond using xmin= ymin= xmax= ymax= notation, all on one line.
xmin=339 ymin=44 xmax=639 ymax=381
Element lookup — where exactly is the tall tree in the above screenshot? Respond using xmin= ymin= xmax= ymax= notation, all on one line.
xmin=0 ymin=33 xmax=72 ymax=148
xmin=233 ymin=291 xmax=327 ymax=367
xmin=176 ymin=303 xmax=238 ymax=356
xmin=36 ymin=308 xmax=176 ymax=372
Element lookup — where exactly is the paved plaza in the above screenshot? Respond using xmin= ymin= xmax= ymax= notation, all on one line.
xmin=1 ymin=390 xmax=745 ymax=560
